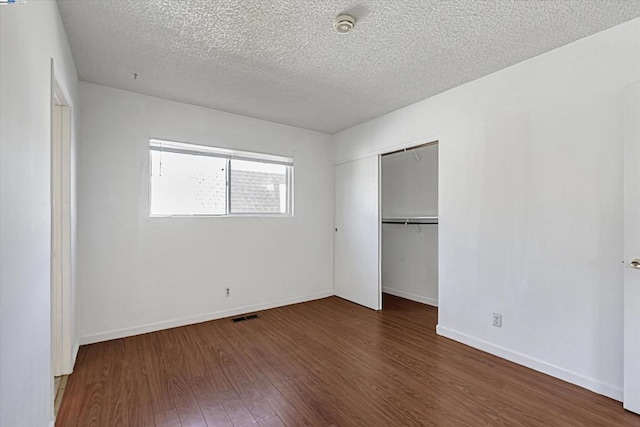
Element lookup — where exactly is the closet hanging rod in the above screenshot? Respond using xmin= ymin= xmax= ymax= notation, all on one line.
xmin=382 ymin=141 xmax=438 ymax=157
xmin=382 ymin=216 xmax=438 ymax=225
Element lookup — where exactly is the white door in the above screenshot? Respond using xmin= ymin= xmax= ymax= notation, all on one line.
xmin=624 ymin=82 xmax=640 ymax=414
xmin=334 ymin=156 xmax=381 ymax=310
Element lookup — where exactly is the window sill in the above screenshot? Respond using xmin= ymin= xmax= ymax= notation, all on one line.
xmin=149 ymin=213 xmax=293 ymax=218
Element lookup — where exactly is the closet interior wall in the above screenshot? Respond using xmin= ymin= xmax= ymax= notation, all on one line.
xmin=381 ymin=144 xmax=438 ymax=306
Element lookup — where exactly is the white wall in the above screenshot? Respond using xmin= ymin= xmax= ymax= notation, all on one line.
xmin=334 ymin=19 xmax=640 ymax=400
xmin=0 ymin=1 xmax=78 ymax=426
xmin=382 ymin=145 xmax=438 ymax=218
xmin=77 ymin=82 xmax=334 ymax=343
xmin=381 ymin=146 xmax=438 ymax=305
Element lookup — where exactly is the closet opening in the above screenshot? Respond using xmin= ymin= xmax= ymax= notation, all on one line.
xmin=380 ymin=141 xmax=439 ymax=312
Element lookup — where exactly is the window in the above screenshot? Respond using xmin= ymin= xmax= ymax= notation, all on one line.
xmin=149 ymin=139 xmax=293 ymax=216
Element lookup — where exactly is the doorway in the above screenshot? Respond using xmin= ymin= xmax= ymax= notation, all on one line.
xmin=380 ymin=142 xmax=439 ymax=310
xmin=332 ymin=141 xmax=439 ymax=313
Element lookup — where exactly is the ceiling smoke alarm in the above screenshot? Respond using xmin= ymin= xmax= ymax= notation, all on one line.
xmin=334 ymin=14 xmax=355 ymax=34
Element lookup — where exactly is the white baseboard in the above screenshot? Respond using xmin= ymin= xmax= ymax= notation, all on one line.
xmin=436 ymin=324 xmax=622 ymax=401
xmin=79 ymin=290 xmax=334 ymax=345
xmin=382 ymin=287 xmax=438 ymax=307
xmin=71 ymin=337 xmax=79 ymax=370
xmin=60 ymin=337 xmax=80 ymax=375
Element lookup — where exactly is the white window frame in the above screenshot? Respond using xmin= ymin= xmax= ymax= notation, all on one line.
xmin=149 ymin=139 xmax=294 ymax=217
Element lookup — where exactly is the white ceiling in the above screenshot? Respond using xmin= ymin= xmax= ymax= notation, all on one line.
xmin=57 ymin=1 xmax=640 ymax=134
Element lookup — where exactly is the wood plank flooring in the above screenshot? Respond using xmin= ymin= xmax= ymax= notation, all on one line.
xmin=57 ymin=295 xmax=640 ymax=426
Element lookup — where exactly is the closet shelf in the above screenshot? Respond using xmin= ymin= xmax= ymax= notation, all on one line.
xmin=382 ymin=216 xmax=438 ymax=225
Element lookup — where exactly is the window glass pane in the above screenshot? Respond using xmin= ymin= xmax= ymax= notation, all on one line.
xmin=150 ymin=151 xmax=226 ymax=215
xmin=230 ymin=159 xmax=288 ymax=214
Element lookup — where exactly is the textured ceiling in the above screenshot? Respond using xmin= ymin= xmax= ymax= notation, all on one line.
xmin=57 ymin=1 xmax=640 ymax=134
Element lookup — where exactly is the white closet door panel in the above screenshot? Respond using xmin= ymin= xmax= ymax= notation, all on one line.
xmin=334 ymin=156 xmax=381 ymax=310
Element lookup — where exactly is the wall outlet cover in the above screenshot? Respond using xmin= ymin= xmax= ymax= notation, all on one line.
xmin=492 ymin=313 xmax=502 ymax=328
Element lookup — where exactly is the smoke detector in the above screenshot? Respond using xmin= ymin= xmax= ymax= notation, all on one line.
xmin=334 ymin=14 xmax=355 ymax=34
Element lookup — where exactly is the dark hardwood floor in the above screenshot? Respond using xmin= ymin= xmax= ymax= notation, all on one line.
xmin=57 ymin=295 xmax=640 ymax=426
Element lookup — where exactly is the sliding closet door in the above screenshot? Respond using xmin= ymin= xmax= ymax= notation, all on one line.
xmin=334 ymin=156 xmax=381 ymax=310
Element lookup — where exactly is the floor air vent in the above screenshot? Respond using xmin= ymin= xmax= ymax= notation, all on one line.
xmin=232 ymin=314 xmax=260 ymax=323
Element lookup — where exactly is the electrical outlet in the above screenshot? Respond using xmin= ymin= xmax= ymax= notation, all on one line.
xmin=492 ymin=313 xmax=502 ymax=328
xmin=225 ymin=287 xmax=230 ymax=297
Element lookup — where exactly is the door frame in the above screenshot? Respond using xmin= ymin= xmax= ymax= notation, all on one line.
xmin=50 ymin=59 xmax=74 ymax=381
xmin=378 ymin=154 xmax=382 ymax=310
